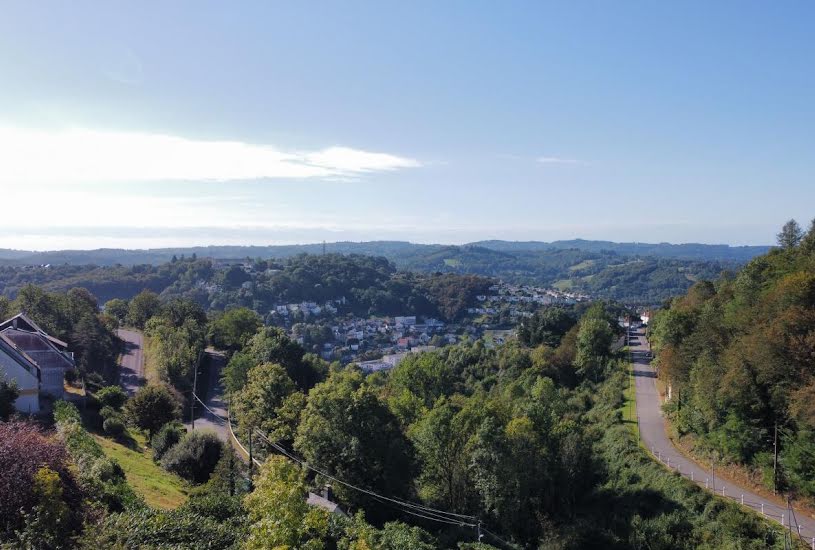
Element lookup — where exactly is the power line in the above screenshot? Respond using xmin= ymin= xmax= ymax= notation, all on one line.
xmin=251 ymin=428 xmax=479 ymax=524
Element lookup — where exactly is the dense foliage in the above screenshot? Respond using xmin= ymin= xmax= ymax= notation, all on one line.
xmin=649 ymin=218 xmax=815 ymax=501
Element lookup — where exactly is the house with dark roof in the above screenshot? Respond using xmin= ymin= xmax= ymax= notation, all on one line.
xmin=0 ymin=313 xmax=75 ymax=410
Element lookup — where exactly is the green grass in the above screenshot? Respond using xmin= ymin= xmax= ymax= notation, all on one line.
xmin=553 ymin=279 xmax=574 ymax=291
xmin=443 ymin=258 xmax=462 ymax=267
xmin=568 ymin=259 xmax=595 ymax=271
xmin=94 ymin=431 xmax=189 ymax=509
xmin=619 ymin=347 xmax=639 ymax=439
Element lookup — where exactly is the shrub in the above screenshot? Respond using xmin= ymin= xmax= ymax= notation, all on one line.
xmin=80 ymin=507 xmax=240 ymax=549
xmin=0 ymin=421 xmax=84 ymax=539
xmin=103 ymin=416 xmax=125 ymax=437
xmin=125 ymin=384 xmax=181 ymax=438
xmin=161 ymin=431 xmax=223 ymax=483
xmin=95 ymin=385 xmax=128 ymax=411
xmin=53 ymin=401 xmax=141 ymax=512
xmin=151 ymin=422 xmax=186 ymax=462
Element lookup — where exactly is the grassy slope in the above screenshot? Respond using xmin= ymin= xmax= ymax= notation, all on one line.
xmin=93 ymin=431 xmax=189 ymax=509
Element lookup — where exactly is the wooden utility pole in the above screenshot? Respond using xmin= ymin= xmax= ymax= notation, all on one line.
xmin=773 ymin=421 xmax=779 ymax=495
xmin=191 ymin=364 xmax=199 ymax=430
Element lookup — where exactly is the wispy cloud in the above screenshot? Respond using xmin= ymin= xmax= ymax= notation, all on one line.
xmin=0 ymin=126 xmax=420 ymax=184
xmin=536 ymin=156 xmax=581 ymax=165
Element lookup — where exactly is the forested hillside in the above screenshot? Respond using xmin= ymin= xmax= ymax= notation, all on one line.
xmin=0 ymin=255 xmax=491 ymax=323
xmin=1 ymin=244 xmax=736 ymax=307
xmin=650 ymin=219 xmax=815 ymax=502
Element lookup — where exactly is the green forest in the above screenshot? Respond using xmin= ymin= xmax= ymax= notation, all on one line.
xmin=650 ymin=219 xmax=815 ymax=503
xmin=1 ymin=293 xmax=791 ymax=549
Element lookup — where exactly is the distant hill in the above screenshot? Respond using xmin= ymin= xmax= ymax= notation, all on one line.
xmin=471 ymin=239 xmax=770 ymax=262
xmin=0 ymin=239 xmax=770 ymax=267
xmin=0 ymin=238 xmax=767 ymax=305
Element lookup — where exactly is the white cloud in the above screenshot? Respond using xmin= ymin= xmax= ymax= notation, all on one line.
xmin=536 ymin=156 xmax=581 ymax=165
xmin=0 ymin=126 xmax=420 ymax=184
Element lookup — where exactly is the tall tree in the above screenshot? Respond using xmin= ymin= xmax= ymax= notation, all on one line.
xmin=294 ymin=369 xmax=415 ymax=516
xmin=777 ymin=219 xmax=803 ymax=249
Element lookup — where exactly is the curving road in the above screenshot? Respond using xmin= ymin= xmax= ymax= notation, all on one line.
xmin=631 ymin=326 xmax=815 ymax=542
xmin=117 ymin=328 xmax=145 ymax=396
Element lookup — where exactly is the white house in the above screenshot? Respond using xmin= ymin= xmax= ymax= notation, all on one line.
xmin=0 ymin=313 xmax=76 ymax=409
xmin=0 ymin=334 xmax=40 ymax=413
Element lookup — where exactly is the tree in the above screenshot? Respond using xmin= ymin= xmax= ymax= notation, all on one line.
xmin=222 ymin=351 xmax=256 ymax=394
xmin=243 ymin=456 xmax=330 ymax=550
xmin=207 ymin=445 xmax=247 ymax=497
xmin=125 ymin=385 xmax=181 ymax=438
xmin=410 ymin=396 xmax=477 ymax=511
xmin=231 ymin=363 xmax=297 ymax=441
xmin=160 ymin=431 xmax=223 ymax=483
xmin=246 ymin=327 xmax=324 ymax=391
xmin=94 ymin=385 xmax=127 ymax=411
xmin=103 ymin=298 xmax=129 ymax=324
xmin=125 ymin=290 xmax=163 ymax=329
xmin=294 ymin=369 xmax=415 ymax=516
xmin=0 ymin=377 xmax=19 ymax=420
xmin=801 ymin=218 xmax=815 ymax=254
xmin=574 ymin=317 xmax=614 ymax=382
xmin=209 ymin=307 xmax=261 ymax=352
xmin=777 ymin=219 xmax=803 ymax=249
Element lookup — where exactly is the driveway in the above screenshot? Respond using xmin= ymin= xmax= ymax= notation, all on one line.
xmin=631 ymin=327 xmax=815 ymax=542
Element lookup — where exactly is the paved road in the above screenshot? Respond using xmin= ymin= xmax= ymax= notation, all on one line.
xmin=185 ymin=350 xmax=231 ymax=443
xmin=117 ymin=329 xmax=145 ymax=396
xmin=631 ymin=327 xmax=815 ymax=542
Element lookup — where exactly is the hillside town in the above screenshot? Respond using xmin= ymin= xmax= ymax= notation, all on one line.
xmin=265 ymin=281 xmax=589 ymax=369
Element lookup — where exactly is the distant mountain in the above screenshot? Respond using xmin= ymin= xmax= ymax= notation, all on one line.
xmin=0 ymin=239 xmax=770 ymax=267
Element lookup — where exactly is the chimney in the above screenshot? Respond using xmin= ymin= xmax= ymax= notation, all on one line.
xmin=322 ymin=484 xmax=334 ymax=502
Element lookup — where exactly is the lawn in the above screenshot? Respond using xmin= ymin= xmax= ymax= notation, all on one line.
xmin=93 ymin=431 xmax=189 ymax=509
xmin=443 ymin=258 xmax=462 ymax=267
xmin=553 ymin=279 xmax=574 ymax=291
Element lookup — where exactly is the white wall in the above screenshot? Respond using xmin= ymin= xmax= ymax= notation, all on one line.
xmin=0 ymin=347 xmax=40 ymax=413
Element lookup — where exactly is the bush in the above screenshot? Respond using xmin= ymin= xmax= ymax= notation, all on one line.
xmin=161 ymin=431 xmax=223 ymax=483
xmin=81 ymin=506 xmax=240 ymax=549
xmin=95 ymin=385 xmax=128 ymax=411
xmin=103 ymin=416 xmax=125 ymax=437
xmin=151 ymin=422 xmax=186 ymax=462
xmin=125 ymin=384 xmax=181 ymax=438
xmin=0 ymin=421 xmax=84 ymax=540
xmin=53 ymin=401 xmax=141 ymax=513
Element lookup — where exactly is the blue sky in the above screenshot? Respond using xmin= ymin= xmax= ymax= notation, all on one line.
xmin=0 ymin=1 xmax=813 ymax=249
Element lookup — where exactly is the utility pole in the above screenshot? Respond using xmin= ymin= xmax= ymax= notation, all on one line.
xmin=191 ymin=364 xmax=199 ymax=431
xmin=477 ymin=521 xmax=483 ymax=542
xmin=773 ymin=421 xmax=779 ymax=495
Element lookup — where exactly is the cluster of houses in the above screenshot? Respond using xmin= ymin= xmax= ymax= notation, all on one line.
xmin=0 ymin=313 xmax=74 ymax=414
xmin=467 ymin=283 xmax=589 ymax=318
xmin=311 ymin=314 xmax=456 ymax=362
xmin=273 ymin=298 xmax=344 ymax=319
